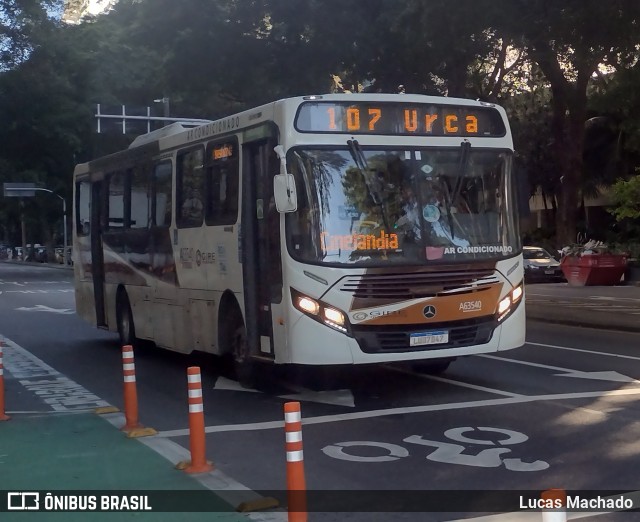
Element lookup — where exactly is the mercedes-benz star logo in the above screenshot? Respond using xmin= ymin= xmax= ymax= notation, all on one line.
xmin=423 ymin=305 xmax=437 ymax=319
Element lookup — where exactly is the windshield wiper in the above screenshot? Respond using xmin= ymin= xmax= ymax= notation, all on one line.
xmin=347 ymin=139 xmax=383 ymax=205
xmin=346 ymin=139 xmax=391 ymax=231
xmin=445 ymin=141 xmax=472 ymax=239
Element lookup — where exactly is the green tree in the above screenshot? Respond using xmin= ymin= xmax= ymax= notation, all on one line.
xmin=494 ymin=0 xmax=640 ymax=246
xmin=609 ymin=173 xmax=640 ymax=222
xmin=0 ymin=4 xmax=91 ymax=250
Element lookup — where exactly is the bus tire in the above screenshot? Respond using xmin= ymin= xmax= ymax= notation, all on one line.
xmin=411 ymin=358 xmax=454 ymax=375
xmin=228 ymin=314 xmax=256 ymax=388
xmin=116 ymin=290 xmax=136 ymax=349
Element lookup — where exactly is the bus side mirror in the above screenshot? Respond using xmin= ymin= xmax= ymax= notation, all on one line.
xmin=273 ymin=173 xmax=297 ymax=213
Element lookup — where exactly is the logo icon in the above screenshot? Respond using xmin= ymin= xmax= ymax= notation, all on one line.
xmin=352 ymin=312 xmax=368 ymax=321
xmin=423 ymin=305 xmax=436 ymax=319
xmin=7 ymin=492 xmax=40 ymax=511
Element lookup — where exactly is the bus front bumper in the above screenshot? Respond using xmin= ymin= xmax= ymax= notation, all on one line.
xmin=286 ymin=301 xmax=525 ymax=365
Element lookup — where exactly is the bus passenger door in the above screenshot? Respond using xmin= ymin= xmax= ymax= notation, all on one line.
xmin=90 ymin=180 xmax=107 ymax=327
xmin=242 ymin=137 xmax=283 ymax=361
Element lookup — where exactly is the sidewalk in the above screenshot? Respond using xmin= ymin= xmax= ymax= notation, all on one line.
xmin=525 ymin=283 xmax=640 ymax=333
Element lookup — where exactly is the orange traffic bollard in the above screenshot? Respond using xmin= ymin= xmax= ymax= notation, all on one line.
xmin=121 ymin=345 xmax=143 ymax=432
xmin=184 ymin=366 xmax=213 ymax=473
xmin=0 ymin=346 xmax=10 ymax=421
xmin=541 ymin=489 xmax=567 ymax=522
xmin=284 ymin=401 xmax=307 ymax=522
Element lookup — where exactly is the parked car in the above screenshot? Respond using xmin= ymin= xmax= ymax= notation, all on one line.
xmin=523 ymin=246 xmax=565 ymax=283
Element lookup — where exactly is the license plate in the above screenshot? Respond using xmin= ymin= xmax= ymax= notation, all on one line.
xmin=410 ymin=330 xmax=449 ymax=347
xmin=545 ymin=270 xmax=555 ymax=275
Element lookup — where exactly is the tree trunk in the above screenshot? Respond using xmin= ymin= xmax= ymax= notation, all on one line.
xmin=555 ymin=105 xmax=586 ymax=247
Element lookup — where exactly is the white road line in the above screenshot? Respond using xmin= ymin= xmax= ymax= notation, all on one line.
xmin=478 ymin=354 xmax=574 ymax=373
xmin=528 ymin=341 xmax=640 ymax=362
xmin=479 ymin=354 xmax=640 ymax=383
xmin=389 ymin=366 xmax=522 ymax=397
xmin=156 ymin=387 xmax=640 ymax=437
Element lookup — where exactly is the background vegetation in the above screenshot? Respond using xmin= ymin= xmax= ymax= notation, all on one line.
xmin=1 ymin=0 xmax=640 ymax=254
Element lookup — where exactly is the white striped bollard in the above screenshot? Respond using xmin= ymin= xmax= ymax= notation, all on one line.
xmin=185 ymin=366 xmax=213 ymax=473
xmin=121 ymin=345 xmax=142 ymax=432
xmin=284 ymin=401 xmax=307 ymax=522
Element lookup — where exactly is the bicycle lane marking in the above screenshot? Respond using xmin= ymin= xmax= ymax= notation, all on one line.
xmin=0 ymin=335 xmax=109 ymax=412
xmin=322 ymin=427 xmax=549 ymax=471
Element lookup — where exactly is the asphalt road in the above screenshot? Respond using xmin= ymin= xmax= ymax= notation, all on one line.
xmin=2 ymin=262 xmax=640 ymax=521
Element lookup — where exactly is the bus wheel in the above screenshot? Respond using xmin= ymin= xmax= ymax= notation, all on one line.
xmin=116 ymin=291 xmax=136 ymax=348
xmin=411 ymin=358 xmax=454 ymax=375
xmin=230 ymin=320 xmax=256 ymax=388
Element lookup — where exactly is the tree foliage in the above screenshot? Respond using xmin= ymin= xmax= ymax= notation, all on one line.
xmin=1 ymin=0 xmax=640 ymax=247
xmin=609 ymin=173 xmax=640 ymax=223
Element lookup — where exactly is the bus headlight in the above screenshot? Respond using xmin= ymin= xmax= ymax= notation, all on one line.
xmin=291 ymin=289 xmax=349 ymax=334
xmin=497 ymin=282 xmax=524 ymax=322
xmin=324 ymin=307 xmax=345 ymax=326
xmin=297 ymin=296 xmax=320 ymax=315
xmin=498 ymin=296 xmax=511 ymax=315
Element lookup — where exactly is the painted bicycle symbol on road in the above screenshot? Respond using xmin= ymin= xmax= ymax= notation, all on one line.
xmin=322 ymin=426 xmax=549 ymax=472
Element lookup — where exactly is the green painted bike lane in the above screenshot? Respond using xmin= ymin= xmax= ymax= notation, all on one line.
xmin=0 ymin=412 xmax=250 ymax=521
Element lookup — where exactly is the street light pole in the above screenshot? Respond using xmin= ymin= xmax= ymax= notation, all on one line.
xmin=32 ymin=189 xmax=66 ymax=252
xmin=153 ymin=97 xmax=170 ymax=126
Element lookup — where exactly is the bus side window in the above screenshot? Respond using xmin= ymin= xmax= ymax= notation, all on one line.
xmin=108 ymin=171 xmax=125 ymax=229
xmin=76 ymin=180 xmax=91 ymax=236
xmin=153 ymin=161 xmax=173 ymax=227
xmin=206 ymin=140 xmax=239 ymax=226
xmin=130 ymin=165 xmax=151 ymax=229
xmin=177 ymin=147 xmax=205 ymax=228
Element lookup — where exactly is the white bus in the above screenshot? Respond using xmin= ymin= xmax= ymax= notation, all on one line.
xmin=73 ymin=93 xmax=525 ymax=383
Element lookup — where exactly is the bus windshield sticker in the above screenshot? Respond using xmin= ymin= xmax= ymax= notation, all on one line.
xmin=321 ymin=231 xmax=399 ymax=252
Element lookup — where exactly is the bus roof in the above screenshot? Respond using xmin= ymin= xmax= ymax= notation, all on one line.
xmin=75 ymin=93 xmax=508 ymax=174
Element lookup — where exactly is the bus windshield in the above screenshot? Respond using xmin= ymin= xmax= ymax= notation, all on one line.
xmin=285 ymin=146 xmax=519 ymax=266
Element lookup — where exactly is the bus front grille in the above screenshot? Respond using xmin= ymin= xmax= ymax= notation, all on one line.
xmin=351 ymin=316 xmax=496 ymax=353
xmin=339 ymin=270 xmax=499 ymax=299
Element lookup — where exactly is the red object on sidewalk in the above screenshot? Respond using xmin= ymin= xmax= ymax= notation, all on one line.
xmin=184 ymin=366 xmax=213 ymax=473
xmin=121 ymin=345 xmax=143 ymax=432
xmin=0 ymin=346 xmax=10 ymax=421
xmin=560 ymin=254 xmax=627 ymax=286
xmin=284 ymin=401 xmax=307 ymax=522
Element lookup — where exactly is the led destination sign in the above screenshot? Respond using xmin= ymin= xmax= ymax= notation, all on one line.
xmin=295 ymin=102 xmax=506 ymax=137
